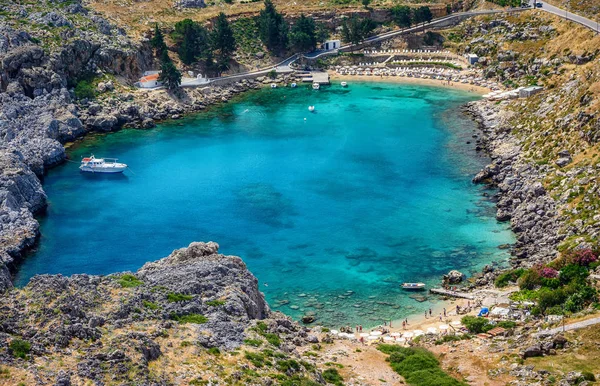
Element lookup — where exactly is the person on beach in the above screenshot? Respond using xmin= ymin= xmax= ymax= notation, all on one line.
xmin=359 ymin=325 xmax=363 ymax=332
xmin=443 ymin=308 xmax=446 ymax=317
xmin=405 ymin=318 xmax=408 ymax=325
xmin=429 ymin=308 xmax=432 ymax=317
xmin=439 ymin=313 xmax=443 ymax=322
xmin=456 ymin=305 xmax=460 ymax=314
xmin=402 ymin=321 xmax=406 ymax=329
xmin=424 ymin=311 xmax=427 ymax=319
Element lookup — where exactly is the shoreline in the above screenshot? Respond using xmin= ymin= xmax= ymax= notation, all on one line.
xmin=330 ymin=74 xmax=492 ymax=95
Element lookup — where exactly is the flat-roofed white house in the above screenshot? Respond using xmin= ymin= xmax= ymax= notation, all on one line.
xmin=322 ymin=40 xmax=341 ymax=51
xmin=519 ymin=86 xmax=543 ymax=98
xmin=467 ymin=54 xmax=479 ymax=65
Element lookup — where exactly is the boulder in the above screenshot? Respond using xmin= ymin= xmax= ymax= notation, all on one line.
xmin=522 ymin=344 xmax=543 ymax=358
xmin=301 ymin=315 xmax=316 ymax=324
xmin=443 ymin=270 xmax=465 ymax=285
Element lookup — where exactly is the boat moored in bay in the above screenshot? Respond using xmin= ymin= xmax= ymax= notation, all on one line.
xmin=401 ymin=282 xmax=426 ymax=290
xmin=80 ymin=155 xmax=127 ymax=174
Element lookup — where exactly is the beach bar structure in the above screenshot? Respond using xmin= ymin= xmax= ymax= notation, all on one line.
xmin=519 ymin=86 xmax=543 ymax=98
xmin=466 ymin=54 xmax=479 ymax=65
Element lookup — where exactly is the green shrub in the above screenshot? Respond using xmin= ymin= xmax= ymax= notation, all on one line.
xmin=170 ymin=313 xmax=208 ymax=324
xmin=461 ymin=316 xmax=492 ymax=334
xmin=205 ymin=299 xmax=226 ymax=307
xmin=264 ymin=333 xmax=281 ymax=347
xmin=142 ymin=300 xmax=160 ymax=310
xmin=245 ymin=351 xmax=269 ymax=367
xmin=495 ymin=268 xmax=526 ymax=288
xmin=276 ymin=359 xmax=300 ymax=373
xmin=559 ymin=264 xmax=589 ymax=285
xmin=167 ymin=292 xmax=193 ymax=302
xmin=377 ymin=345 xmax=465 ymax=386
xmin=74 ymin=79 xmax=96 ymax=100
xmin=244 ymin=338 xmax=263 ymax=347
xmin=496 ymin=321 xmax=517 ymax=329
xmin=9 ymin=339 xmax=31 ymax=360
xmin=518 ymin=269 xmax=541 ymax=290
xmin=322 ymin=368 xmax=344 ymax=385
xmin=117 ymin=274 xmax=143 ymax=288
xmin=207 ymin=347 xmax=221 ymax=355
xmin=581 ymin=371 xmax=596 ymax=382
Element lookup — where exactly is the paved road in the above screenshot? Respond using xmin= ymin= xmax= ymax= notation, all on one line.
xmin=534 ymin=316 xmax=600 ymax=337
xmin=530 ymin=0 xmax=600 ymax=32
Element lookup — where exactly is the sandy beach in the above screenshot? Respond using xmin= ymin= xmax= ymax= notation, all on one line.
xmin=330 ymin=73 xmax=492 ymax=95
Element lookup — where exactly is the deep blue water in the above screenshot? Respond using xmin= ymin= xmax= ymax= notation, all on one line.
xmin=16 ymin=83 xmax=514 ymax=327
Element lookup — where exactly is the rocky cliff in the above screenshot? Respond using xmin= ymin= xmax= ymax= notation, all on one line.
xmin=0 ymin=242 xmax=326 ymax=385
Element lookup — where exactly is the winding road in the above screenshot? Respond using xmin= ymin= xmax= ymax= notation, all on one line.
xmin=529 ymin=0 xmax=600 ymax=32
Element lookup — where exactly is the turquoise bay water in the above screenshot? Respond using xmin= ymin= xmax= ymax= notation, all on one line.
xmin=16 ymin=83 xmax=514 ymax=327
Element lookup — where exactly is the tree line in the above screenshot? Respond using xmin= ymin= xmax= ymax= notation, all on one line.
xmin=390 ymin=5 xmax=433 ymax=29
xmin=149 ymin=1 xmax=436 ymax=90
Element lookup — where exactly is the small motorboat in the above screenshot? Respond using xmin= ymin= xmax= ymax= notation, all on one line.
xmin=271 ymin=83 xmax=277 ymax=88
xmin=80 ymin=155 xmax=127 ymax=174
xmin=401 ymin=282 xmax=426 ymax=291
xmin=291 ymin=82 xmax=297 ymax=88
xmin=308 ymin=106 xmax=315 ymax=112
xmin=312 ymin=82 xmax=320 ymax=90
xmin=341 ymin=81 xmax=348 ymax=87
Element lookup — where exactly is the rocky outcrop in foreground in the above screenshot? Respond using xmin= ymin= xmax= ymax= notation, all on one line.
xmin=0 ymin=242 xmax=278 ymax=384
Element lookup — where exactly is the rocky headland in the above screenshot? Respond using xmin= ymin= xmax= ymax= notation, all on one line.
xmin=0 ymin=242 xmax=330 ymax=385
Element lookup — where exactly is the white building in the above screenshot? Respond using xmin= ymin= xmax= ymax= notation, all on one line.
xmin=467 ymin=54 xmax=479 ymax=65
xmin=322 ymin=40 xmax=341 ymax=51
xmin=519 ymin=86 xmax=543 ymax=98
xmin=137 ymin=73 xmax=161 ymax=88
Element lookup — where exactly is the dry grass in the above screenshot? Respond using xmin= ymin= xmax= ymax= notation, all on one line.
xmin=527 ymin=324 xmax=600 ymax=376
xmin=86 ymin=0 xmax=451 ymax=38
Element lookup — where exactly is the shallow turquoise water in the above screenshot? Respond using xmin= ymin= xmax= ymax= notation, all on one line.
xmin=16 ymin=83 xmax=514 ymax=327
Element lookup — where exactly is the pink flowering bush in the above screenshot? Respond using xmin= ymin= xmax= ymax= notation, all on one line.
xmin=539 ymin=267 xmax=559 ymax=279
xmin=572 ymin=249 xmax=598 ymax=266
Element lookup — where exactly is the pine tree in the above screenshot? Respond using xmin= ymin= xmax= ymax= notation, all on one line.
xmin=172 ymin=19 xmax=210 ymax=65
xmin=211 ymin=13 xmax=236 ymax=75
xmin=150 ymin=24 xmax=167 ymax=57
xmin=159 ymin=51 xmax=182 ymax=91
xmin=341 ymin=15 xmax=375 ymax=49
xmin=391 ymin=5 xmax=412 ymax=29
xmin=257 ymin=0 xmax=289 ymax=55
xmin=290 ymin=14 xmax=317 ymax=52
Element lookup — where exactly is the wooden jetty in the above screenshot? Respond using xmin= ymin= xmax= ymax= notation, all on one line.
xmin=429 ymin=288 xmax=475 ymax=300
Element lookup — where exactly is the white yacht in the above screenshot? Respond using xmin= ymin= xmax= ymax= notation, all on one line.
xmin=80 ymin=155 xmax=127 ymax=174
xmin=312 ymin=82 xmax=320 ymax=90
xmin=308 ymin=106 xmax=315 ymax=112
xmin=341 ymin=81 xmax=348 ymax=87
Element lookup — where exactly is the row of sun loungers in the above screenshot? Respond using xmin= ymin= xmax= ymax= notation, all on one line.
xmin=334 ymin=66 xmax=501 ymax=90
xmin=364 ymin=49 xmax=453 ymax=55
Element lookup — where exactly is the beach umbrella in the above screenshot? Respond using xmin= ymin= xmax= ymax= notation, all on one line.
xmin=367 ymin=336 xmax=378 ymax=340
xmin=330 ymin=330 xmax=339 ymax=335
xmin=390 ymin=332 xmax=401 ymax=337
xmin=413 ymin=330 xmax=424 ymax=337
xmin=403 ymin=332 xmax=414 ymax=339
xmin=439 ymin=324 xmax=449 ymax=330
xmin=370 ymin=331 xmax=383 ymax=336
xmin=427 ymin=327 xmax=438 ymax=335
xmin=395 ymin=337 xmax=406 ymax=343
xmin=383 ymin=336 xmax=394 ymax=341
xmin=451 ymin=321 xmax=462 ymax=327
xmin=359 ymin=333 xmax=370 ymax=338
